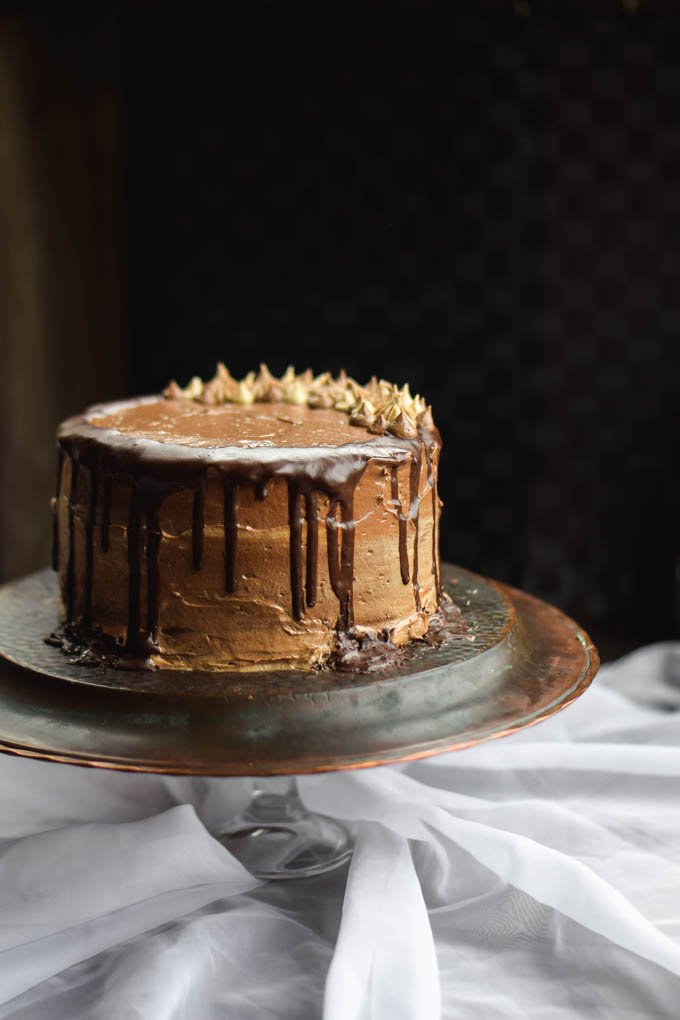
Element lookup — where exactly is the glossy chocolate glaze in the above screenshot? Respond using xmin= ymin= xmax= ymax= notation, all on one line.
xmin=223 ymin=479 xmax=239 ymax=594
xmin=51 ymin=449 xmax=64 ymax=572
xmin=53 ymin=397 xmax=442 ymax=668
xmin=65 ymin=457 xmax=79 ymax=624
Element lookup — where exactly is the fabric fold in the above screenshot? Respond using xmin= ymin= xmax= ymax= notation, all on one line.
xmin=303 ymin=753 xmax=680 ymax=980
xmin=323 ymin=822 xmax=440 ymax=1020
xmin=0 ymin=805 xmax=259 ymax=1005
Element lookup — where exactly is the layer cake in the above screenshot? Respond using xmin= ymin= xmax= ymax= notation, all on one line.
xmin=51 ymin=366 xmax=443 ymax=671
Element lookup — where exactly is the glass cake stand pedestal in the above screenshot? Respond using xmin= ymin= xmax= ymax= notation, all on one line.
xmin=0 ymin=563 xmax=598 ymax=881
xmin=216 ymin=777 xmax=352 ymax=879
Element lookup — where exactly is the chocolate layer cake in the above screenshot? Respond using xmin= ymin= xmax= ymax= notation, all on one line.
xmin=52 ymin=366 xmax=443 ymax=671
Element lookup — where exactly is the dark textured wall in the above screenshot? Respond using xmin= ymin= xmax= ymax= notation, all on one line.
xmin=122 ymin=10 xmax=680 ymax=653
xmin=0 ymin=15 xmax=124 ymax=582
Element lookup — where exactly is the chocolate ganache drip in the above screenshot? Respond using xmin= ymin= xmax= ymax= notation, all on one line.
xmin=52 ymin=367 xmax=441 ymax=667
xmin=51 ymin=448 xmax=64 ymax=572
xmin=83 ymin=464 xmax=98 ymax=625
xmin=100 ymin=474 xmax=112 ymax=553
xmin=223 ymin=479 xmax=239 ymax=594
xmin=287 ymin=483 xmax=305 ymax=621
xmin=64 ymin=456 xmax=80 ymax=624
xmin=304 ymin=491 xmax=318 ymax=608
xmin=389 ymin=465 xmax=410 ymax=585
xmin=409 ymin=442 xmax=423 ymax=612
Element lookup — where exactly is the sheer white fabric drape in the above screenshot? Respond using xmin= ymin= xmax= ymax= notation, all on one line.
xmin=1 ymin=644 xmax=679 ymax=1019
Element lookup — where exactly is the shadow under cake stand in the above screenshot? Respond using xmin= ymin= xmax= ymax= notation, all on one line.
xmin=0 ymin=563 xmax=598 ymax=880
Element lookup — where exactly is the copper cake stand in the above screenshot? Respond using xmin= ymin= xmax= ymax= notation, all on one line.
xmin=0 ymin=563 xmax=598 ymax=879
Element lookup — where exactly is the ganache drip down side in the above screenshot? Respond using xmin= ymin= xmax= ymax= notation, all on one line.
xmin=52 ymin=397 xmax=442 ymax=667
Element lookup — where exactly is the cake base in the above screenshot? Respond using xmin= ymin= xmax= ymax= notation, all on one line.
xmin=0 ymin=563 xmax=598 ymax=775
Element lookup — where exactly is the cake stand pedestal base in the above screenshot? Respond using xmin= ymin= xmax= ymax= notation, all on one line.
xmin=216 ymin=777 xmax=353 ymax=880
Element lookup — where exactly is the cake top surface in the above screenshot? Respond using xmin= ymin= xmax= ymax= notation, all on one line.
xmin=89 ymin=400 xmax=368 ymax=449
xmin=80 ymin=365 xmax=435 ymax=452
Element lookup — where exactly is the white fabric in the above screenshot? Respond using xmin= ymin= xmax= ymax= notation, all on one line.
xmin=1 ymin=643 xmax=680 ymax=1018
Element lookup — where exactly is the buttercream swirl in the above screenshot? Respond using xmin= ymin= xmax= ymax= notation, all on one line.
xmin=163 ymin=364 xmax=434 ymax=440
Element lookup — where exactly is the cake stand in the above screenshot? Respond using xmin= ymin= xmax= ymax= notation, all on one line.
xmin=0 ymin=564 xmax=598 ymax=879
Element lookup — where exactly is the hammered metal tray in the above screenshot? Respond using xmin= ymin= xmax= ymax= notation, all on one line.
xmin=0 ymin=563 xmax=598 ymax=775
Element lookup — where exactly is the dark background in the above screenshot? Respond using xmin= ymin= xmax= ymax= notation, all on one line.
xmin=1 ymin=7 xmax=679 ymax=659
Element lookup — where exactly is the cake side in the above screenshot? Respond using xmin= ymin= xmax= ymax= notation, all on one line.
xmin=52 ymin=367 xmax=442 ymax=672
